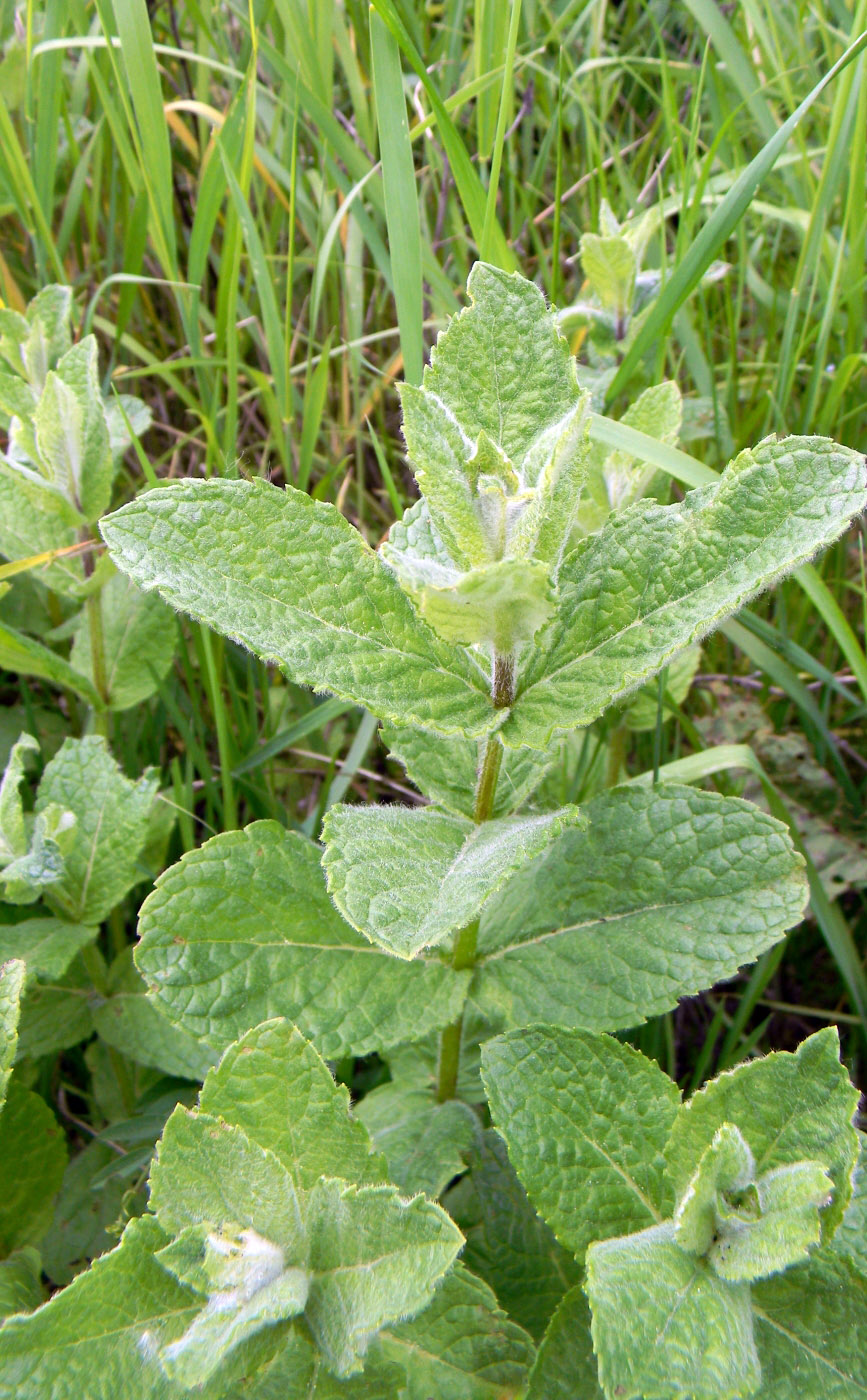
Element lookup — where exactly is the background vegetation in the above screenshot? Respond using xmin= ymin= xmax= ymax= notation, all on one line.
xmin=1 ymin=0 xmax=865 ymax=1214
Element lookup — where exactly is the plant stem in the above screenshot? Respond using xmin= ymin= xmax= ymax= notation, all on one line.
xmin=81 ymin=536 xmax=110 ymax=739
xmin=436 ymin=652 xmax=514 ymax=1102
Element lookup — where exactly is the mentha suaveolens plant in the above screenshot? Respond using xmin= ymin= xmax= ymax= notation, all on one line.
xmin=483 ymin=1024 xmax=867 ymax=1399
xmin=1 ymin=263 xmax=864 ymax=1398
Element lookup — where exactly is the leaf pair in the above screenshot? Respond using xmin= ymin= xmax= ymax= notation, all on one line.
xmin=0 ymin=1019 xmax=535 ymax=1399
xmin=99 ymin=263 xmax=867 ymax=755
xmin=483 ymin=1025 xmax=865 ymax=1400
xmin=133 ymin=784 xmax=807 ymax=1057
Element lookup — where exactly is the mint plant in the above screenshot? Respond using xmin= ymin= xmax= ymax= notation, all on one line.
xmin=483 ymin=1024 xmax=866 ymax=1398
xmin=0 ymin=284 xmax=174 ymax=722
xmin=0 ymin=263 xmax=863 ymax=1394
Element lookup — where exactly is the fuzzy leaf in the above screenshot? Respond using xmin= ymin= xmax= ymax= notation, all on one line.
xmin=586 ymin=1221 xmax=760 ymax=1400
xmin=136 ymin=822 xmax=469 ymax=1058
xmin=100 ymin=478 xmax=498 ymax=740
xmin=482 ymin=1027 xmax=679 ymax=1260
xmin=446 ymin=1129 xmax=583 ymax=1341
xmin=304 ymin=1179 xmax=463 ymax=1376
xmin=0 ymin=619 xmax=103 ymax=709
xmin=420 ymin=557 xmax=554 ymax=651
xmin=36 ymin=736 xmax=158 ymax=924
xmin=93 ymin=988 xmax=215 ymax=1081
xmin=148 ymin=1108 xmax=306 ymax=1250
xmin=470 ymin=784 xmax=806 ymax=1032
xmin=397 ymin=384 xmax=488 ymax=568
xmin=70 ymin=573 xmax=177 ymax=711
xmin=355 ymin=1079 xmax=477 ymax=1198
xmin=15 ymin=955 xmax=95 ymax=1059
xmin=380 ymin=722 xmax=555 ymax=819
xmin=156 ymin=1225 xmax=308 ymax=1387
xmin=831 ymin=1133 xmax=867 ymax=1277
xmin=380 ymin=497 xmax=460 ymax=597
xmin=664 ymin=1028 xmax=859 ymax=1239
xmin=752 ymin=1250 xmax=867 ymax=1398
xmin=0 ymin=468 xmax=83 ymax=596
xmin=21 ymin=285 xmax=73 ymax=387
xmin=41 ymin=1139 xmax=129 ymax=1287
xmin=526 ymin=1286 xmax=604 ymax=1400
xmin=0 ymin=917 xmax=97 ymax=983
xmin=421 ymin=264 xmax=582 ymax=471
xmin=0 ymin=958 xmax=25 ymax=1110
xmin=0 ymin=1249 xmax=42 ymax=1321
xmin=380 ymin=1262 xmax=535 ymax=1399
xmin=0 ymin=732 xmax=36 ymax=860
xmin=0 ymin=1079 xmax=67 ymax=1255
xmin=505 ymin=436 xmax=867 ymax=748
xmin=197 ymin=1019 xmax=386 ymax=1189
xmin=322 ymin=802 xmax=585 ymax=959
xmin=0 ymin=1215 xmax=202 ymax=1400
xmin=580 ymin=232 xmax=637 ymax=316
xmin=675 ymin=1123 xmax=757 ymax=1257
xmin=35 ymin=339 xmax=112 ymax=522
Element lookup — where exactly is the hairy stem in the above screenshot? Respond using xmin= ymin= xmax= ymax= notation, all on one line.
xmin=436 ymin=652 xmax=515 ymax=1102
xmin=81 ymin=538 xmax=110 ymax=739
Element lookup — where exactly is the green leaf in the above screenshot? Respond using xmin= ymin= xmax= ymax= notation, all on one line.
xmin=585 ymin=1221 xmax=760 ymax=1400
xmin=156 ymin=1225 xmax=309 ymax=1388
xmin=0 ymin=958 xmax=25 ymax=1110
xmin=664 ymin=1028 xmax=859 ymax=1239
xmin=380 ymin=1262 xmax=535 ymax=1399
xmin=446 ymin=1129 xmax=582 ymax=1341
xmin=579 ymin=232 xmax=636 ymax=318
xmin=0 ymin=619 xmax=103 ymax=709
xmin=21 ymin=285 xmax=72 ymax=388
xmin=0 ymin=1079 xmax=67 ymax=1255
xmin=0 ymin=1215 xmax=202 ymax=1399
xmin=355 ymin=1079 xmax=477 ymax=1198
xmin=303 ymin=1179 xmax=463 ymax=1377
xmin=198 ymin=1019 xmax=387 ymax=1190
xmin=419 ymin=557 xmax=554 ymax=651
xmin=0 ymin=917 xmax=97 ymax=983
xmin=674 ymin=1123 xmax=756 ymax=1257
xmin=244 ymin=1330 xmax=406 ymax=1399
xmin=0 ymin=732 xmax=36 ymax=859
xmin=36 ymin=736 xmax=158 ymax=924
xmin=505 ymin=437 xmax=867 ymax=749
xmin=34 ymin=338 xmax=112 ymax=523
xmin=0 ymin=1249 xmax=42 ymax=1321
xmin=0 ymin=468 xmax=83 ymax=596
xmin=380 ymin=497 xmax=461 ymax=597
xmin=422 ymin=264 xmax=581 ymax=472
xmin=322 ymin=802 xmax=585 ymax=959
xmin=482 ymin=1026 xmax=679 ymax=1260
xmin=674 ymin=1123 xmax=832 ymax=1283
xmin=93 ymin=987 xmax=215 ymax=1081
xmin=752 ymin=1250 xmax=867 ymax=1398
xmin=136 ymin=822 xmax=470 ymax=1059
xmin=148 ymin=1108 xmax=306 ymax=1250
xmin=397 ymin=384 xmax=490 ymax=568
xmin=15 ymin=955 xmax=95 ymax=1060
xmin=527 ymin=1286 xmax=604 ymax=1400
xmin=100 ymin=478 xmax=498 ymax=740
xmin=381 ymin=721 xmax=555 ymax=819
xmin=470 ymin=784 xmax=806 ymax=1033
xmin=41 ymin=1139 xmax=128 ymax=1287
xmin=70 ymin=573 xmax=177 ymax=711
xmin=831 ymin=1133 xmax=867 ymax=1278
